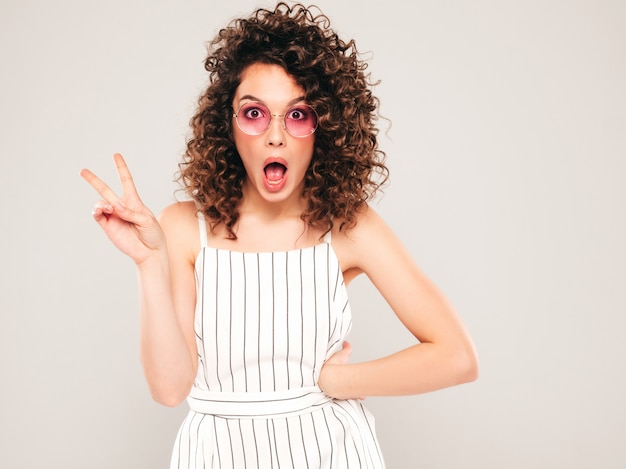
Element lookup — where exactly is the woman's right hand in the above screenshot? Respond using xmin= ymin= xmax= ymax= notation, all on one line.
xmin=80 ymin=153 xmax=166 ymax=265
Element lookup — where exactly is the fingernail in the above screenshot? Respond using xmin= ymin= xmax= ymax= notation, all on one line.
xmin=92 ymin=202 xmax=103 ymax=215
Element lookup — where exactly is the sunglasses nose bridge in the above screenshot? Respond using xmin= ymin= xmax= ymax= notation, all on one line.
xmin=269 ymin=113 xmax=287 ymax=132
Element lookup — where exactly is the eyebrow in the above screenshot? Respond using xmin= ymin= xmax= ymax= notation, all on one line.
xmin=237 ymin=95 xmax=307 ymax=108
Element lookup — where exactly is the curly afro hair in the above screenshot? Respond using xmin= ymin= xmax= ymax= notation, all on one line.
xmin=178 ymin=2 xmax=389 ymax=239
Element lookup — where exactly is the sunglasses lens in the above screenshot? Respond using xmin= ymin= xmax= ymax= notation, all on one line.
xmin=284 ymin=105 xmax=317 ymax=137
xmin=237 ymin=103 xmax=271 ymax=135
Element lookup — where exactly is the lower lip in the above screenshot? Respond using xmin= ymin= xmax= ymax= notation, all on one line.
xmin=263 ymin=174 xmax=287 ymax=192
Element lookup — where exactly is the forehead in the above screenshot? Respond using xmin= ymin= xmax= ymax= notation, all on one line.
xmin=234 ymin=63 xmax=305 ymax=105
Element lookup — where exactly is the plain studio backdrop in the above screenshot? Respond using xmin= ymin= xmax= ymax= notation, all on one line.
xmin=1 ymin=0 xmax=624 ymax=467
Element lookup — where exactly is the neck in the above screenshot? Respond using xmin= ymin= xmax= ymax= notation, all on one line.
xmin=239 ymin=183 xmax=308 ymax=222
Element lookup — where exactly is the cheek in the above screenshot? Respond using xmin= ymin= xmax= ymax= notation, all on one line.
xmin=294 ymin=141 xmax=315 ymax=173
xmin=232 ymin=121 xmax=245 ymax=147
xmin=301 ymin=139 xmax=315 ymax=164
xmin=232 ymin=128 xmax=257 ymax=158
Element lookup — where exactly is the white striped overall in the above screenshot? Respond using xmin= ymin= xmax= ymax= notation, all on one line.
xmin=170 ymin=214 xmax=385 ymax=468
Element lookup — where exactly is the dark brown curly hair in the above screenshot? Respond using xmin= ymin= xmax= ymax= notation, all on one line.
xmin=178 ymin=2 xmax=389 ymax=239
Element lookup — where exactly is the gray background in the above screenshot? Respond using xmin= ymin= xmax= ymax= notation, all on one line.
xmin=1 ymin=0 xmax=625 ymax=467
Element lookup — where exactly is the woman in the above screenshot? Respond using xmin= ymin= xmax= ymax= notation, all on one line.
xmin=81 ymin=3 xmax=478 ymax=468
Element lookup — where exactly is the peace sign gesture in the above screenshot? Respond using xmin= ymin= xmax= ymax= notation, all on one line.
xmin=80 ymin=153 xmax=166 ymax=265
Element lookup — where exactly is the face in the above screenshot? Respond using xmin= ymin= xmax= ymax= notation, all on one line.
xmin=232 ymin=63 xmax=315 ymax=205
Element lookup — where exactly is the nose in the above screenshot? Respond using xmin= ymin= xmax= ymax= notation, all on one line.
xmin=266 ymin=113 xmax=286 ymax=146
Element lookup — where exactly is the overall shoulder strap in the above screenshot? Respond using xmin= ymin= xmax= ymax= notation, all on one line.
xmin=197 ymin=210 xmax=209 ymax=248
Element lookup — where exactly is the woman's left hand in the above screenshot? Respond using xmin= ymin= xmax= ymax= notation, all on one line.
xmin=318 ymin=341 xmax=364 ymax=400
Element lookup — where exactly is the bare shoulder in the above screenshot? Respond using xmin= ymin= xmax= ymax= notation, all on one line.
xmin=333 ymin=204 xmax=429 ymax=298
xmin=159 ymin=200 xmax=197 ymax=219
xmin=158 ymin=201 xmax=201 ymax=263
xmin=332 ymin=204 xmax=401 ymax=279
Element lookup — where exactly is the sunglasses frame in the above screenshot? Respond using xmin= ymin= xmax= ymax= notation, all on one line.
xmin=233 ymin=101 xmax=318 ymax=138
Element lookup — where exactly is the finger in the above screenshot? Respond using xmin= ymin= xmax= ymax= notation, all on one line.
xmin=80 ymin=168 xmax=120 ymax=204
xmin=90 ymin=200 xmax=115 ymax=229
xmin=112 ymin=200 xmax=153 ymax=227
xmin=91 ymin=200 xmax=110 ymax=218
xmin=113 ymin=153 xmax=141 ymax=199
xmin=92 ymin=200 xmax=114 ymax=214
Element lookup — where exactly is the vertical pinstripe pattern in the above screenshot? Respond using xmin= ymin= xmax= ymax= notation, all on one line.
xmin=170 ymin=218 xmax=385 ymax=468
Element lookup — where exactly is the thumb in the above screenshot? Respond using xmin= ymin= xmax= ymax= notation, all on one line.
xmin=113 ymin=200 xmax=151 ymax=226
xmin=334 ymin=341 xmax=353 ymax=364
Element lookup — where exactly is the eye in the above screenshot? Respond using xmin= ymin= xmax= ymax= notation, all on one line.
xmin=242 ymin=104 xmax=267 ymax=120
xmin=286 ymin=106 xmax=310 ymax=121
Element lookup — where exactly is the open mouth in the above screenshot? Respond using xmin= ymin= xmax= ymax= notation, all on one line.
xmin=264 ymin=162 xmax=287 ymax=185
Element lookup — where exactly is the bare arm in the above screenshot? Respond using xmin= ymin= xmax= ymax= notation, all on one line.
xmin=318 ymin=205 xmax=478 ymax=399
xmin=81 ymin=154 xmax=197 ymax=406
